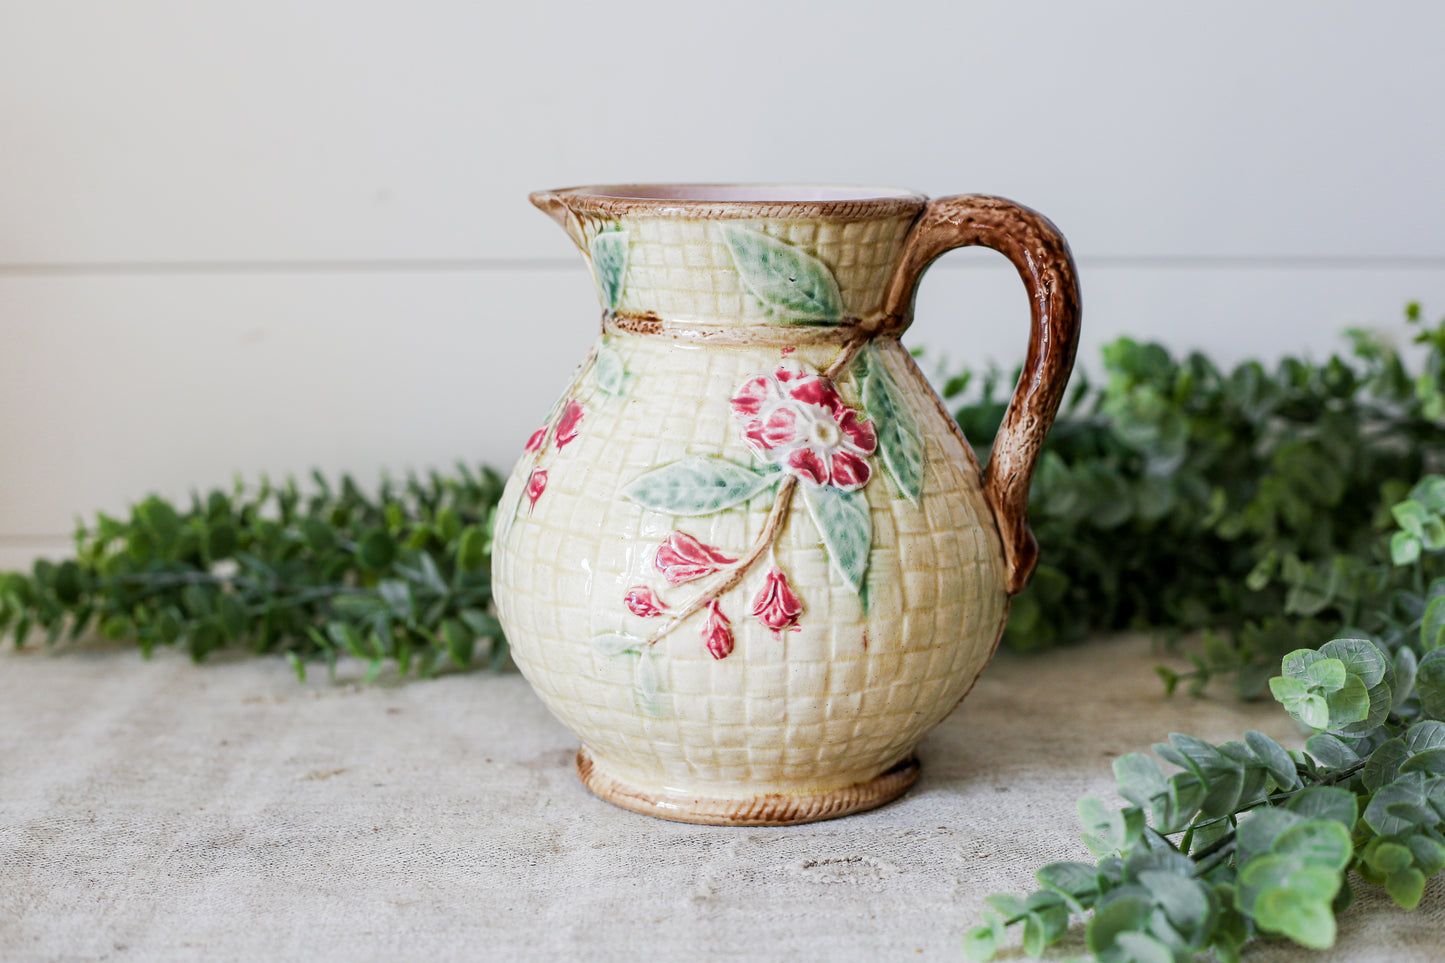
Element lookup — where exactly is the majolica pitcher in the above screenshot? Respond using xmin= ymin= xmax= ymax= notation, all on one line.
xmin=492 ymin=185 xmax=1080 ymax=825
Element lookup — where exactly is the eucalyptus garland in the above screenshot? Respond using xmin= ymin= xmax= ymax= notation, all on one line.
xmin=952 ymin=302 xmax=1445 ymax=696
xmin=966 ymin=474 xmax=1445 ymax=960
xmin=0 ymin=466 xmax=509 ymax=681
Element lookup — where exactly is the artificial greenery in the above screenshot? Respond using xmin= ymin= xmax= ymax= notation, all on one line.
xmin=951 ymin=302 xmax=1445 ymax=696
xmin=964 ymin=476 xmax=1445 ymax=960
xmin=0 ymin=467 xmax=509 ymax=681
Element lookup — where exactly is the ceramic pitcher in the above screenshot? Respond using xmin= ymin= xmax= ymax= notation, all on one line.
xmin=492 ymin=185 xmax=1080 ymax=825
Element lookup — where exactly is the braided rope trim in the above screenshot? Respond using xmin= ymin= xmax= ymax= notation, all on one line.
xmin=603 ymin=312 xmax=907 ymax=347
xmin=551 ymin=187 xmax=926 ymax=222
xmin=575 ymin=749 xmax=921 ymax=826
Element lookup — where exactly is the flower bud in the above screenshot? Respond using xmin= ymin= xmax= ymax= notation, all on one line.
xmin=701 ymin=600 xmax=734 ymax=660
xmin=624 ymin=586 xmax=668 ymax=618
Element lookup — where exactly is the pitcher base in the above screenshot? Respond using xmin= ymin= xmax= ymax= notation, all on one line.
xmin=574 ymin=749 xmax=921 ymax=826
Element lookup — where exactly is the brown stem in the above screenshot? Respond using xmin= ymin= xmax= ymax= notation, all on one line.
xmin=647 ymin=477 xmax=798 ymax=646
xmin=824 ymin=336 xmax=869 ymax=380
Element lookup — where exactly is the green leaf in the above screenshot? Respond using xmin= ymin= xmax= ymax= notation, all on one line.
xmin=1238 ymin=808 xmax=1305 ymax=864
xmin=590 ymin=228 xmax=630 ymax=312
xmin=377 ymin=580 xmax=414 ymax=622
xmin=1253 ymin=885 xmax=1337 ymax=950
xmin=863 ymin=344 xmax=925 ymax=503
xmin=622 ymin=457 xmax=777 ymax=516
xmin=1405 ymin=719 xmax=1445 ymax=753
xmin=456 ymin=525 xmax=488 ymax=572
xmin=1020 ymin=913 xmax=1045 ymax=958
xmin=592 ymin=632 xmax=644 ymax=657
xmin=1036 ymin=861 xmax=1100 ymax=903
xmin=1364 ymin=839 xmax=1414 ymax=874
xmin=595 ymin=344 xmax=628 ymax=396
xmin=359 ymin=530 xmax=397 ymax=570
xmin=1277 ymin=689 xmax=1330 ymax=730
xmin=1319 ymin=637 xmax=1388 ymax=687
xmin=1400 ymin=746 xmax=1445 ymax=775
xmin=1285 ymin=786 xmax=1357 ymax=828
xmin=718 ymin=224 xmax=844 ymax=323
xmin=1157 ymin=772 xmax=1207 ymax=833
xmin=1364 ymin=780 xmax=1430 ymax=835
xmin=982 ymin=894 xmax=1027 ymax=920
xmin=1298 ymin=657 xmax=1348 ymax=691
xmin=961 ymin=924 xmax=995 ymax=962
xmin=1272 ymin=820 xmax=1352 ymax=871
xmin=801 ymin=484 xmax=872 ymax=595
xmin=1393 ymin=498 xmax=1429 ymax=537
xmin=1112 ymin=932 xmax=1178 ymax=963
xmin=1363 ymin=738 xmax=1409 ymax=790
xmin=1269 ymin=675 xmax=1309 ymax=702
xmin=1137 ymin=870 xmax=1214 ymax=942
xmin=1412 ymin=474 xmax=1445 ymax=512
xmin=1386 ymin=866 xmax=1427 ymax=910
xmin=1408 ymin=834 xmax=1445 ymax=876
xmin=1246 ymin=730 xmax=1302 ymax=790
xmin=1423 ymin=598 xmax=1445 ymax=652
xmin=1323 ymin=674 xmax=1371 ymax=728
xmin=443 ymin=620 xmax=474 ymax=668
xmin=1394 ymin=647 xmax=1419 ymax=710
xmin=1416 ymin=652 xmax=1445 ymax=718
xmin=1114 ymin=752 xmax=1167 ymax=808
xmin=1392 ymin=531 xmax=1423 ymax=565
xmin=1085 ymin=896 xmax=1154 ymax=955
xmin=633 ymin=649 xmax=662 ymax=715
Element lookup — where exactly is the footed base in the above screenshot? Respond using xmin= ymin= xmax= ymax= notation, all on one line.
xmin=574 ymin=749 xmax=921 ymax=826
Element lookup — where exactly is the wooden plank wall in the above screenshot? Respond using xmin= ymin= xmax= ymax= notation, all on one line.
xmin=3 ymin=1 xmax=1443 ymax=567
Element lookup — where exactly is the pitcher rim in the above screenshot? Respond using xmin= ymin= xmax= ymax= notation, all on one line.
xmin=532 ymin=183 xmax=927 ymax=221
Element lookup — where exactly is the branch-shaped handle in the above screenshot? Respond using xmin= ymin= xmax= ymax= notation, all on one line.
xmin=884 ymin=195 xmax=1081 ymax=594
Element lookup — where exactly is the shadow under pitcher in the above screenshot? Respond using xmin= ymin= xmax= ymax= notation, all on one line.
xmin=491 ymin=184 xmax=1081 ymax=825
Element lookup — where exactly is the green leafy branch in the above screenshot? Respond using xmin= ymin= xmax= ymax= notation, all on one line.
xmin=966 ymin=478 xmax=1445 ymax=961
xmin=951 ymin=303 xmax=1445 ymax=695
xmin=0 ymin=466 xmax=508 ymax=681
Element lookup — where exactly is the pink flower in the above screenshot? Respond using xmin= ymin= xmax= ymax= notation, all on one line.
xmin=624 ymin=586 xmax=668 ymax=618
xmin=730 ymin=360 xmax=877 ymax=491
xmin=654 ymin=532 xmax=737 ymax=584
xmin=524 ymin=426 xmax=546 ymax=453
xmin=750 ymin=567 xmax=803 ymax=635
xmin=701 ymin=600 xmax=734 ymax=660
xmin=555 ymin=400 xmax=584 ymax=450
xmin=525 ymin=469 xmax=547 ymax=514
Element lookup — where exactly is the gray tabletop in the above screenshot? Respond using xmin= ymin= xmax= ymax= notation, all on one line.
xmin=2 ymin=635 xmax=1440 ymax=962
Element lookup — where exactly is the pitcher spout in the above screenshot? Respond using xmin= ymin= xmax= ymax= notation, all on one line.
xmin=529 ymin=190 xmax=589 ymax=252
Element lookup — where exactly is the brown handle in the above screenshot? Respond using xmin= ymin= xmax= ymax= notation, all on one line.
xmin=884 ymin=194 xmax=1081 ymax=594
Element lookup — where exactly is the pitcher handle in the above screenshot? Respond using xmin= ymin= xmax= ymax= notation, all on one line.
xmin=883 ymin=194 xmax=1081 ymax=594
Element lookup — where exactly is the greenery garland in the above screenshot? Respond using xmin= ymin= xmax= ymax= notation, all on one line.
xmin=3 ymin=303 xmax=1444 ymax=957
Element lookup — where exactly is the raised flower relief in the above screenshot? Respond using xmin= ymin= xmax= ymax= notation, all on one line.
xmin=700 ymin=600 xmax=734 ymax=660
xmin=525 ymin=469 xmax=547 ymax=514
xmin=750 ymin=566 xmax=803 ymax=637
xmin=731 ymin=359 xmax=878 ymax=491
xmin=624 ymin=586 xmax=669 ymax=618
xmin=654 ymin=531 xmax=737 ymax=584
xmin=555 ymin=399 xmax=584 ymax=450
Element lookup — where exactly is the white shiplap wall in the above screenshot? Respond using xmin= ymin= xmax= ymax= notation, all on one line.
xmin=3 ymin=0 xmax=1443 ymax=567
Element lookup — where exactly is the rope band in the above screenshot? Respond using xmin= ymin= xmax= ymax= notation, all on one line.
xmin=603 ymin=311 xmax=907 ymax=347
